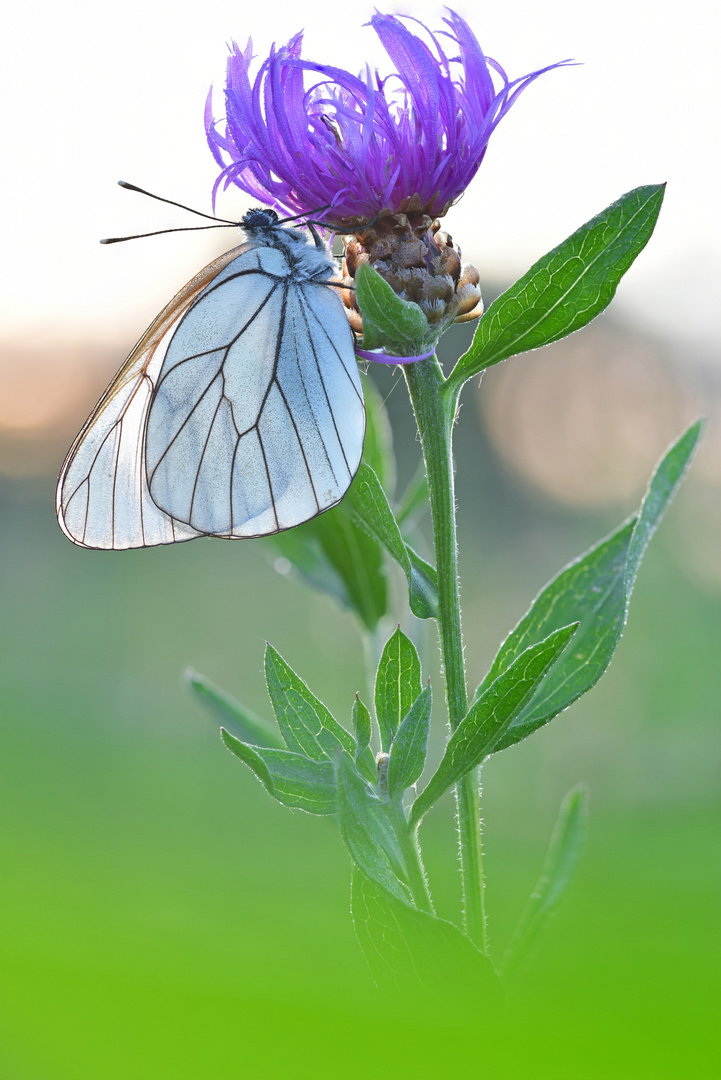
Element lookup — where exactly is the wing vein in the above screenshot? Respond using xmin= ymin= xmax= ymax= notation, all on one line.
xmin=256 ymin=428 xmax=279 ymax=532
xmin=273 ymin=380 xmax=321 ymax=512
xmin=303 ymin=283 xmax=364 ymax=404
xmin=148 ymin=371 xmax=223 ymax=484
xmin=111 ymin=416 xmax=123 ymax=548
xmin=156 ymin=278 xmax=281 ymax=393
xmin=297 ymin=291 xmax=352 ymax=479
xmin=63 ymin=372 xmax=150 ymax=508
xmin=58 ymin=236 xmax=365 ymax=548
xmin=188 ymin=389 xmax=227 ymax=526
xmin=228 ymin=433 xmax=241 ymax=532
xmin=285 ymin=287 xmax=340 ymax=487
xmin=254 ymin=282 xmax=292 ymax=532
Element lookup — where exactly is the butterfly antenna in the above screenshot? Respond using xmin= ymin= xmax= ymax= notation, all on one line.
xmin=117 ymin=181 xmax=237 ymax=224
xmin=100 ymin=223 xmax=238 ymax=244
xmin=278 ymin=204 xmax=332 ymax=225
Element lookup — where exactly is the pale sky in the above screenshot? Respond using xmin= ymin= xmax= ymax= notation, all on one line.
xmin=3 ymin=0 xmax=720 ymax=356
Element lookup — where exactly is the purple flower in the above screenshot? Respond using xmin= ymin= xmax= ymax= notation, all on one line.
xmin=206 ymin=10 xmax=570 ymax=227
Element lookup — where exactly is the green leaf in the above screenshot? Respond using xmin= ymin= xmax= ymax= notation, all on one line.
xmin=352 ymin=695 xmax=377 ymax=783
xmin=264 ymin=645 xmax=355 ymax=761
xmin=185 ymin=668 xmax=283 ymax=748
xmin=395 ymin=464 xmax=429 ymax=526
xmin=450 ymin=185 xmax=666 ymax=384
xmin=352 ymin=695 xmax=372 ymax=755
xmin=305 ymin=512 xmax=388 ymax=632
xmin=351 ymin=868 xmax=499 ymax=992
xmin=259 ymin=377 xmax=399 ymax=635
xmin=221 ymin=729 xmax=337 ymax=815
xmin=410 ymin=625 xmax=578 ymax=826
xmin=475 ymin=421 xmax=703 ymax=753
xmin=355 ymin=262 xmax=430 ymax=357
xmin=406 ymin=543 xmax=437 ymax=593
xmin=346 ymin=463 xmax=438 ymax=619
xmin=387 ymin=683 xmax=432 ymax=801
xmin=273 ymin=460 xmax=434 ymax=631
xmin=336 ymin=753 xmax=410 ymax=902
xmin=261 ymin=381 xmax=396 ymax=635
xmin=263 ymin=517 xmax=387 ymax=634
xmin=375 ymin=627 xmax=423 ymax=753
xmin=501 ymin=784 xmax=589 ymax=982
xmin=361 ymin=375 xmax=396 ymax=495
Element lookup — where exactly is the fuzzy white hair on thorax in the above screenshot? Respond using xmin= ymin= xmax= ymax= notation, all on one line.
xmin=242 ymin=214 xmax=336 ymax=282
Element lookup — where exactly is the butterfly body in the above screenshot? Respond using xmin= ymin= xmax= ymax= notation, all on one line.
xmin=57 ymin=212 xmax=365 ymax=549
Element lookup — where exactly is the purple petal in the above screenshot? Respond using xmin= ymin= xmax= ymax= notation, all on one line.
xmin=206 ymin=10 xmax=573 ymax=221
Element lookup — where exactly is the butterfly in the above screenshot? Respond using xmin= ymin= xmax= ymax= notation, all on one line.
xmin=56 ymin=204 xmax=365 ymax=549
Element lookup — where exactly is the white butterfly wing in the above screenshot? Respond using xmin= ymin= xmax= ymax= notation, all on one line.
xmin=145 ymin=246 xmax=365 ymax=537
xmin=57 ymin=343 xmax=196 ymax=549
xmin=57 ymin=243 xmax=257 ymax=549
xmin=57 ymin=241 xmax=364 ymax=548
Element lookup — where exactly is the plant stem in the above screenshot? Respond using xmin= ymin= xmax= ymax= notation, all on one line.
xmin=389 ymin=806 xmax=434 ymax=914
xmin=403 ymin=357 xmax=487 ymax=951
xmin=456 ymin=766 xmax=486 ymax=949
xmin=404 ymin=829 xmax=435 ymax=915
xmin=404 ymin=359 xmax=466 ymax=726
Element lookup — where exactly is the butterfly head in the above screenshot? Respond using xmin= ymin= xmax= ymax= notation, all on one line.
xmin=241 ymin=207 xmax=281 ymax=234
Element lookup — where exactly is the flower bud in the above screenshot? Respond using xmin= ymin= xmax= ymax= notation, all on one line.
xmin=340 ymin=207 xmax=483 ymax=345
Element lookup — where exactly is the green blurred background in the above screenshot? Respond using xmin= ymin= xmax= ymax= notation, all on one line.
xmin=1 ymin=308 xmax=719 ymax=1077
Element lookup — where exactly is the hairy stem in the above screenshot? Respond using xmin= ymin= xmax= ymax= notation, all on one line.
xmin=389 ymin=806 xmax=434 ymax=914
xmin=404 ymin=829 xmax=435 ymax=915
xmin=403 ymin=357 xmax=487 ymax=949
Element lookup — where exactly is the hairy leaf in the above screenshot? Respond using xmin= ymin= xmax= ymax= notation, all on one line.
xmin=185 ymin=668 xmax=282 ymax=748
xmin=450 ymin=185 xmax=666 ymax=384
xmin=501 ymin=784 xmax=589 ymax=982
xmin=336 ymin=753 xmax=409 ymax=902
xmin=355 ymin=262 xmax=429 ymax=356
xmin=264 ymin=645 xmax=355 ymax=761
xmin=387 ymin=684 xmax=432 ymax=801
xmin=352 ymin=695 xmax=377 ymax=783
xmin=221 ymin=729 xmax=337 ymax=814
xmin=352 ymin=695 xmax=372 ymax=756
xmin=346 ymin=463 xmax=437 ymax=619
xmin=351 ymin=868 xmax=499 ymax=992
xmin=375 ymin=628 xmax=423 ymax=753
xmin=410 ymin=625 xmax=578 ymax=826
xmin=474 ymin=422 xmax=702 ymax=752
xmin=406 ymin=544 xmax=438 ymax=597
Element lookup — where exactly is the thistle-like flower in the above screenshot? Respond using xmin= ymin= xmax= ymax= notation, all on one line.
xmin=206 ymin=10 xmax=569 ymax=343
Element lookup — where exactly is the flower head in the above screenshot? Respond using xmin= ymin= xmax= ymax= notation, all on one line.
xmin=206 ymin=10 xmax=570 ymax=229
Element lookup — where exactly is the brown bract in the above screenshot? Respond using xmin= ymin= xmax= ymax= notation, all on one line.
xmin=338 ymin=201 xmax=483 ymax=335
